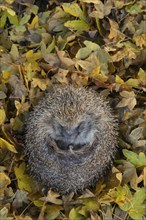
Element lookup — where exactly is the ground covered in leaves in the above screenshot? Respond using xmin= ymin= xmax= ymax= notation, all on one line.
xmin=0 ymin=0 xmax=146 ymax=219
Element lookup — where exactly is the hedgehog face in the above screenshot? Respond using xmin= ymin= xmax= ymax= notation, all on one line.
xmin=48 ymin=115 xmax=97 ymax=153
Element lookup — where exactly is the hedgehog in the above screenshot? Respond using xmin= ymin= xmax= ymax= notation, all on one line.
xmin=25 ymin=85 xmax=118 ymax=194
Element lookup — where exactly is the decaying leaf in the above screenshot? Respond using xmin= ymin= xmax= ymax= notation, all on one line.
xmin=0 ymin=172 xmax=11 ymax=199
xmin=39 ymin=189 xmax=62 ymax=205
xmin=0 ymin=207 xmax=13 ymax=220
xmin=12 ymin=189 xmax=29 ymax=209
xmin=117 ymin=91 xmax=137 ymax=111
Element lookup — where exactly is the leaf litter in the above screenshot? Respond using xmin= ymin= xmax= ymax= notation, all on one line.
xmin=0 ymin=0 xmax=145 ymax=219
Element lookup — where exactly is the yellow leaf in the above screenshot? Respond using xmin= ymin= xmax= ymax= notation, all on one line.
xmin=14 ymin=163 xmax=35 ymax=192
xmin=0 ymin=138 xmax=17 ymax=153
xmin=108 ymin=19 xmax=125 ymax=41
xmin=133 ymin=34 xmax=146 ymax=48
xmin=0 ymin=108 xmax=6 ymax=125
xmin=15 ymin=100 xmax=30 ymax=116
xmin=71 ymin=72 xmax=88 ymax=86
xmin=0 ymin=5 xmax=16 ymax=16
xmin=90 ymin=66 xmax=100 ymax=78
xmin=138 ymin=68 xmax=146 ymax=83
xmin=5 ymin=0 xmax=15 ymax=3
xmin=117 ymin=91 xmax=137 ymax=111
xmin=64 ymin=20 xmax=90 ymax=31
xmin=54 ymin=69 xmax=69 ymax=84
xmin=32 ymin=78 xmax=51 ymax=91
xmin=115 ymin=75 xmax=124 ymax=84
xmin=0 ymin=172 xmax=11 ymax=198
xmin=25 ymin=50 xmax=41 ymax=62
xmin=62 ymin=3 xmax=85 ymax=20
xmin=27 ymin=15 xmax=38 ymax=29
xmin=0 ymin=177 xmax=10 ymax=195
xmin=39 ymin=189 xmax=62 ymax=205
xmin=56 ymin=49 xmax=75 ymax=67
xmin=125 ymin=78 xmax=139 ymax=87
xmin=2 ymin=71 xmax=13 ymax=83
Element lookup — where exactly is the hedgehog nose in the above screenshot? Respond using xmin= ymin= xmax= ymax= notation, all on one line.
xmin=56 ymin=139 xmax=74 ymax=151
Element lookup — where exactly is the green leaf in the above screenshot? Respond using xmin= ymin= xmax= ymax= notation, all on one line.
xmin=79 ymin=198 xmax=99 ymax=217
xmin=64 ymin=20 xmax=90 ymax=31
xmin=126 ymin=3 xmax=143 ymax=15
xmin=76 ymin=41 xmax=100 ymax=59
xmin=128 ymin=188 xmax=146 ymax=220
xmin=123 ymin=149 xmax=146 ymax=167
xmin=0 ymin=13 xmax=7 ymax=28
xmin=10 ymin=44 xmax=19 ymax=61
xmin=69 ymin=207 xmax=85 ymax=220
xmin=7 ymin=13 xmax=18 ymax=25
xmin=19 ymin=14 xmax=31 ymax=26
xmin=46 ymin=205 xmax=62 ymax=220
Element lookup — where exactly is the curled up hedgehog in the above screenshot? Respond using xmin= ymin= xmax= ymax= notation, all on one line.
xmin=25 ymin=85 xmax=118 ymax=195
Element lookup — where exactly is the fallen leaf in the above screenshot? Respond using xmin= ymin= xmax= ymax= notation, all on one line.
xmin=14 ymin=163 xmax=36 ymax=192
xmin=123 ymin=149 xmax=146 ymax=168
xmin=117 ymin=91 xmax=137 ymax=111
xmin=0 ymin=108 xmax=6 ymax=125
xmin=39 ymin=189 xmax=62 ymax=205
xmin=12 ymin=189 xmax=29 ymax=209
xmin=0 ymin=207 xmax=13 ymax=220
xmin=0 ymin=138 xmax=17 ymax=153
xmin=0 ymin=172 xmax=11 ymax=199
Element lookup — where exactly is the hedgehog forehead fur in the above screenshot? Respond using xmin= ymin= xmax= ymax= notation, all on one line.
xmin=25 ymin=85 xmax=118 ymax=194
xmin=42 ymin=85 xmax=106 ymax=125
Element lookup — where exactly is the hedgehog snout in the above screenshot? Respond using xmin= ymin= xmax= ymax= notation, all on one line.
xmin=55 ymin=137 xmax=86 ymax=151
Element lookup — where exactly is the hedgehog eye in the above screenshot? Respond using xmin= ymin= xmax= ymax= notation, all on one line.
xmin=76 ymin=122 xmax=85 ymax=133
